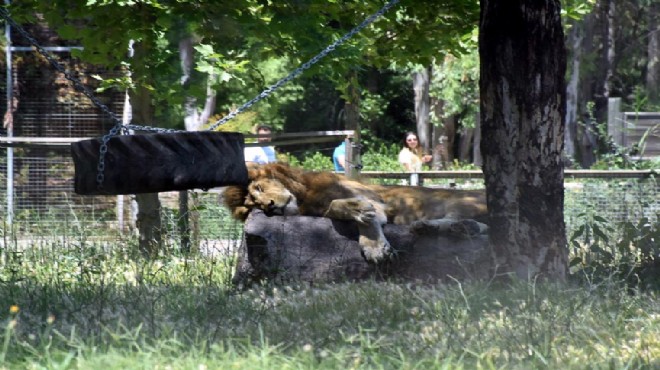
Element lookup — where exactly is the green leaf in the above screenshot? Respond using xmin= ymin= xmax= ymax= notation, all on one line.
xmin=592 ymin=225 xmax=609 ymax=243
xmin=593 ymin=215 xmax=608 ymax=223
xmin=58 ymin=25 xmax=79 ymax=39
xmin=569 ymin=257 xmax=582 ymax=267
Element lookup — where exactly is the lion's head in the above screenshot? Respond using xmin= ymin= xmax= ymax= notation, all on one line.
xmin=223 ymin=163 xmax=308 ymax=221
xmin=243 ymin=177 xmax=299 ymax=216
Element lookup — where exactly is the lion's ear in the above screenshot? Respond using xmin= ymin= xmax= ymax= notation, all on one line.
xmin=246 ymin=162 xmax=261 ymax=180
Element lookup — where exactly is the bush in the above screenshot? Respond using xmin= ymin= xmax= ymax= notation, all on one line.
xmin=570 ymin=212 xmax=660 ymax=289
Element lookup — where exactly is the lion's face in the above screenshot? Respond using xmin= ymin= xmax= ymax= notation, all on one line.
xmin=245 ymin=178 xmax=299 ymax=216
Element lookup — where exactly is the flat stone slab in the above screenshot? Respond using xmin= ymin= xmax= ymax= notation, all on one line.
xmin=232 ymin=210 xmax=491 ymax=286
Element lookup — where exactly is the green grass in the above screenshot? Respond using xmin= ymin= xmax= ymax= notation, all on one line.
xmin=1 ymin=243 xmax=659 ymax=369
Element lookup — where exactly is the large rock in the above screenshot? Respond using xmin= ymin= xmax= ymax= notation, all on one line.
xmin=232 ymin=210 xmax=491 ymax=286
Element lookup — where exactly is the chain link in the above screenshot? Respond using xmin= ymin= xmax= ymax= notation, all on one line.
xmin=1 ymin=0 xmax=400 ymax=188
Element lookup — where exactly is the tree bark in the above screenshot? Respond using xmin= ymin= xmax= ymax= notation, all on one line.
xmin=130 ymin=40 xmax=162 ymax=257
xmin=473 ymin=112 xmax=482 ymax=166
xmin=479 ymin=0 xmax=568 ymax=280
xmin=601 ymin=0 xmax=616 ymax=100
xmin=565 ymin=20 xmax=582 ymax=163
xmin=344 ymin=71 xmax=361 ymax=179
xmin=413 ymin=66 xmax=432 ymax=154
xmin=177 ymin=34 xmax=217 ymax=253
xmin=647 ymin=1 xmax=660 ymax=104
xmin=576 ymin=12 xmax=598 ymax=168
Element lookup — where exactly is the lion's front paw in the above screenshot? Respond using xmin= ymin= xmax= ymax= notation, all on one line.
xmin=356 ymin=209 xmax=377 ymax=224
xmin=358 ymin=237 xmax=392 ymax=263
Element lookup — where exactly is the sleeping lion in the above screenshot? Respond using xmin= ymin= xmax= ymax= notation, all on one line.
xmin=223 ymin=163 xmax=488 ymax=263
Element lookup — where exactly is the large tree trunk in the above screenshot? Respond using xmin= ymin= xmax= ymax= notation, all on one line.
xmin=413 ymin=66 xmax=432 ymax=154
xmin=479 ymin=0 xmax=568 ymax=280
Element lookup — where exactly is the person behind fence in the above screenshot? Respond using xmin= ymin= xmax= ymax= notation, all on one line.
xmin=244 ymin=124 xmax=276 ymax=164
xmin=398 ymin=131 xmax=432 ymax=172
xmin=333 ymin=140 xmax=347 ymax=172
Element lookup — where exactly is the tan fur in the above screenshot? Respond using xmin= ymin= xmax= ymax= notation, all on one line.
xmin=223 ymin=163 xmax=488 ymax=263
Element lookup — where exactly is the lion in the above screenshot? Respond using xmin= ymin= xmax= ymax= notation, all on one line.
xmin=223 ymin=163 xmax=488 ymax=263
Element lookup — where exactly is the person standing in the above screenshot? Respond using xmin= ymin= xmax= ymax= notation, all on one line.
xmin=244 ymin=125 xmax=276 ymax=164
xmin=398 ymin=131 xmax=432 ymax=172
xmin=333 ymin=141 xmax=346 ymax=172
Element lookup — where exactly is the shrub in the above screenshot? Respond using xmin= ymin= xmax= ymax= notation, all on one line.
xmin=570 ymin=212 xmax=660 ymax=289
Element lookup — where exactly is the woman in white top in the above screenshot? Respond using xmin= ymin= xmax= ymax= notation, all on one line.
xmin=398 ymin=131 xmax=432 ymax=172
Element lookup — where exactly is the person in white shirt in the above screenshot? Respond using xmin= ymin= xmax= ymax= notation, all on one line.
xmin=398 ymin=131 xmax=431 ymax=172
xmin=244 ymin=125 xmax=276 ymax=164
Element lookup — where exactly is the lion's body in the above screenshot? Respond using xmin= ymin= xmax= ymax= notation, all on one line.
xmin=223 ymin=163 xmax=488 ymax=262
xmin=374 ymin=185 xmax=487 ymax=225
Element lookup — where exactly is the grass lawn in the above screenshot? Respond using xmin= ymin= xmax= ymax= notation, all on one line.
xmin=1 ymin=242 xmax=659 ymax=370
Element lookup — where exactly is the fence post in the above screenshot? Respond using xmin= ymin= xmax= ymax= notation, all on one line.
xmin=608 ymin=97 xmax=624 ymax=147
xmin=346 ymin=136 xmax=359 ymax=179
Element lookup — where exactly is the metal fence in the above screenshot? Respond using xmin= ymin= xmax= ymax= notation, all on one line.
xmin=1 ymin=150 xmax=657 ymax=247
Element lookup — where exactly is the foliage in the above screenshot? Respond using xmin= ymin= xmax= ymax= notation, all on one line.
xmin=7 ymin=0 xmax=479 ymax=133
xmin=285 ymin=151 xmax=334 ymax=172
xmin=561 ymin=0 xmax=597 ymax=21
xmin=570 ymin=212 xmax=660 ymax=289
xmin=580 ymin=102 xmax=660 ymax=170
xmin=206 ymin=111 xmax=258 ymax=134
xmin=429 ymin=31 xmax=479 ymax=130
xmin=360 ymin=143 xmax=401 ymax=172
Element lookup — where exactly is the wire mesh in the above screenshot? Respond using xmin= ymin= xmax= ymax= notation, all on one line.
xmin=1 ymin=153 xmax=657 ymax=246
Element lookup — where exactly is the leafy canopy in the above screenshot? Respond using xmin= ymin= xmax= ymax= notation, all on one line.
xmin=7 ymin=1 xmax=479 ymax=128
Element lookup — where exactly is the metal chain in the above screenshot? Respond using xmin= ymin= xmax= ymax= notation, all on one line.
xmin=0 ymin=7 xmax=132 ymax=187
xmin=0 ymin=0 xmax=400 ymax=187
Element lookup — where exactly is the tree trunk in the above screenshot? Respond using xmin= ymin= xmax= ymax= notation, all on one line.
xmin=458 ymin=127 xmax=474 ymax=162
xmin=344 ymin=71 xmax=361 ymax=179
xmin=601 ymin=0 xmax=616 ymax=100
xmin=565 ymin=20 xmax=582 ymax=164
xmin=130 ymin=40 xmax=163 ymax=257
xmin=430 ymin=98 xmax=451 ymax=168
xmin=479 ymin=0 xmax=568 ymax=280
xmin=473 ymin=112 xmax=483 ymax=166
xmin=413 ymin=66 xmax=432 ymax=154
xmin=647 ymin=1 xmax=660 ymax=104
xmin=177 ymin=34 xmax=218 ymax=254
xmin=576 ymin=12 xmax=598 ymax=168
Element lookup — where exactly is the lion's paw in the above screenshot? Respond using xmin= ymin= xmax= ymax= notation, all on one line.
xmin=355 ymin=209 xmax=377 ymax=224
xmin=359 ymin=240 xmax=392 ymax=264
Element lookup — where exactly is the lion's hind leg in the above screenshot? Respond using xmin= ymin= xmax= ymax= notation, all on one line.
xmin=324 ymin=198 xmax=391 ymax=263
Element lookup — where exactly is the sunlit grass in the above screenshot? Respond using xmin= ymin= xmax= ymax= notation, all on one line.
xmin=1 ymin=242 xmax=659 ymax=369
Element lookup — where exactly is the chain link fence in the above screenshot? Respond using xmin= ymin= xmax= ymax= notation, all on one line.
xmin=1 ymin=152 xmax=657 ymax=250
